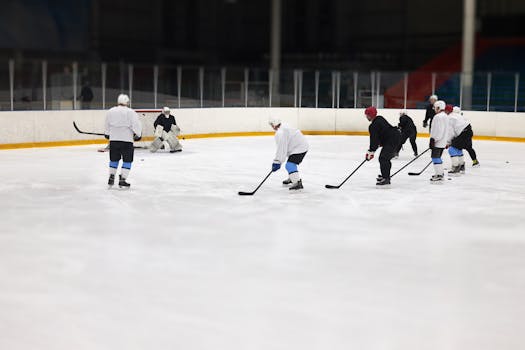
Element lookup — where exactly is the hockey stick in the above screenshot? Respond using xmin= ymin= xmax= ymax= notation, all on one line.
xmin=73 ymin=121 xmax=105 ymax=136
xmin=325 ymin=159 xmax=367 ymax=189
xmin=391 ymin=147 xmax=430 ymax=178
xmin=408 ymin=160 xmax=432 ymax=176
xmin=238 ymin=171 xmax=273 ymax=196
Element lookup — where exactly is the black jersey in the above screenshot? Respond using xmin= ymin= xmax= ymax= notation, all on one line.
xmin=398 ymin=114 xmax=416 ymax=134
xmin=153 ymin=114 xmax=177 ymax=132
xmin=423 ymin=103 xmax=435 ymax=126
xmin=368 ymin=115 xmax=399 ymax=152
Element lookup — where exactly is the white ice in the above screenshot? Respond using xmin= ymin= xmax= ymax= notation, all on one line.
xmin=1 ymin=135 xmax=524 ymax=350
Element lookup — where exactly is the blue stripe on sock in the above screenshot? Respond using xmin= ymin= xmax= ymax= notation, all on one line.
xmin=432 ymin=157 xmax=443 ymax=164
xmin=122 ymin=162 xmax=132 ymax=169
xmin=448 ymin=146 xmax=463 ymax=157
xmin=109 ymin=161 xmax=119 ymax=169
xmin=285 ymin=162 xmax=298 ymax=174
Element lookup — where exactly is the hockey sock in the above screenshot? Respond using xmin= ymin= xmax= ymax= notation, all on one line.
xmin=458 ymin=155 xmax=465 ymax=166
xmin=109 ymin=161 xmax=119 ymax=175
xmin=451 ymin=156 xmax=459 ymax=168
xmin=289 ymin=171 xmax=300 ymax=184
xmin=285 ymin=162 xmax=298 ymax=173
xmin=121 ymin=162 xmax=132 ymax=179
xmin=433 ymin=162 xmax=444 ymax=176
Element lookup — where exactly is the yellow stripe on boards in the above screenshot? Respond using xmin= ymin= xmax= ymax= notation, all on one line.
xmin=1 ymin=132 xmax=524 ymax=150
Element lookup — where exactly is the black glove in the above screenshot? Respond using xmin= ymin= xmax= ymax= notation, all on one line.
xmin=104 ymin=134 xmax=109 ymax=140
xmin=423 ymin=121 xmax=428 ymax=128
xmin=429 ymin=138 xmax=435 ymax=149
xmin=133 ymin=134 xmax=142 ymax=141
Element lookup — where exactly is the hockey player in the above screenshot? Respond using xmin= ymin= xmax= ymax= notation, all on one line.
xmin=395 ymin=110 xmax=418 ymax=157
xmin=364 ymin=106 xmax=401 ymax=186
xmin=446 ymin=106 xmax=478 ymax=174
xmin=454 ymin=106 xmax=480 ymax=167
xmin=150 ymin=106 xmax=183 ymax=153
xmin=269 ymin=117 xmax=309 ymax=190
xmin=428 ymin=100 xmax=449 ymax=182
xmin=104 ymin=94 xmax=142 ymax=188
xmin=423 ymin=95 xmax=438 ymax=129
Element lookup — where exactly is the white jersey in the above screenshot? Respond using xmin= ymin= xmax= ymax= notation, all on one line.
xmin=104 ymin=105 xmax=142 ymax=142
xmin=273 ymin=123 xmax=309 ymax=163
xmin=447 ymin=112 xmax=470 ymax=143
xmin=430 ymin=111 xmax=449 ymax=148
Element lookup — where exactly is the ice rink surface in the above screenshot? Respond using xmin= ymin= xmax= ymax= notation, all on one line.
xmin=1 ymin=135 xmax=525 ymax=350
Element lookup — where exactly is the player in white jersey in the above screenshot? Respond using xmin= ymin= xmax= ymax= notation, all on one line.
xmin=445 ymin=105 xmax=477 ymax=174
xmin=104 ymin=94 xmax=142 ymax=188
xmin=428 ymin=100 xmax=449 ymax=182
xmin=454 ymin=106 xmax=480 ymax=167
xmin=269 ymin=117 xmax=309 ymax=190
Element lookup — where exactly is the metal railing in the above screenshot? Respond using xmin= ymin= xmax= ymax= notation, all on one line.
xmin=1 ymin=59 xmax=524 ymax=112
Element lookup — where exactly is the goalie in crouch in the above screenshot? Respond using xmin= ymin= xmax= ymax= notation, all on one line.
xmin=150 ymin=107 xmax=183 ymax=153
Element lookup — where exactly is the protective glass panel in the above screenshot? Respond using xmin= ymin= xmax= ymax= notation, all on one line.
xmin=180 ymin=67 xmax=200 ymax=108
xmin=15 ymin=60 xmax=44 ymax=110
xmin=203 ymin=68 xmax=222 ymax=108
xmin=77 ymin=62 xmax=102 ymax=109
xmin=132 ymin=65 xmax=154 ymax=109
xmin=157 ymin=66 xmax=179 ymax=109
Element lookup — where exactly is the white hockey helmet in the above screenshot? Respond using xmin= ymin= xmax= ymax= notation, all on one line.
xmin=117 ymin=94 xmax=130 ymax=106
xmin=268 ymin=117 xmax=281 ymax=127
xmin=163 ymin=106 xmax=170 ymax=115
xmin=429 ymin=94 xmax=438 ymax=102
xmin=433 ymin=100 xmax=446 ymax=111
xmin=453 ymin=106 xmax=461 ymax=114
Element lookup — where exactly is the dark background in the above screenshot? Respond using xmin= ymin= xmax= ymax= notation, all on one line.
xmin=1 ymin=0 xmax=524 ymax=70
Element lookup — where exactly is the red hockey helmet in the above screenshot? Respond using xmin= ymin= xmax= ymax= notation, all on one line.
xmin=445 ymin=104 xmax=453 ymax=114
xmin=365 ymin=106 xmax=377 ymax=118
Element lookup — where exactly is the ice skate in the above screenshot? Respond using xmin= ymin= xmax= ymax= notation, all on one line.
xmin=289 ymin=179 xmax=303 ymax=191
xmin=118 ymin=175 xmax=131 ymax=189
xmin=459 ymin=164 xmax=465 ymax=173
xmin=376 ymin=174 xmax=384 ymax=182
xmin=169 ymin=149 xmax=182 ymax=153
xmin=448 ymin=166 xmax=461 ymax=175
xmin=430 ymin=174 xmax=444 ymax=183
xmin=107 ymin=174 xmax=115 ymax=188
xmin=376 ymin=178 xmax=391 ymax=187
xmin=282 ymin=178 xmax=292 ymax=186
xmin=472 ymin=159 xmax=480 ymax=167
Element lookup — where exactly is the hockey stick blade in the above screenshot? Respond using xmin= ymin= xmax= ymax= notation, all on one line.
xmin=408 ymin=161 xmax=432 ymax=176
xmin=391 ymin=148 xmax=431 ymax=178
xmin=73 ymin=121 xmax=106 ymax=136
xmin=325 ymin=184 xmax=340 ymax=189
xmin=238 ymin=171 xmax=273 ymax=196
xmin=238 ymin=191 xmax=255 ymax=196
xmin=324 ymin=159 xmax=367 ymax=190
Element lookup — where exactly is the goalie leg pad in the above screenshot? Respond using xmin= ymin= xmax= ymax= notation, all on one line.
xmin=166 ymin=132 xmax=182 ymax=151
xmin=154 ymin=125 xmax=164 ymax=138
xmin=150 ymin=137 xmax=163 ymax=153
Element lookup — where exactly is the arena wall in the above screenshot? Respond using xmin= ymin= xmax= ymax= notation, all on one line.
xmin=0 ymin=108 xmax=524 ymax=149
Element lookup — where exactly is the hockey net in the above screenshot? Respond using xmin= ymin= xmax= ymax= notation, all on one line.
xmin=134 ymin=109 xmax=163 ymax=148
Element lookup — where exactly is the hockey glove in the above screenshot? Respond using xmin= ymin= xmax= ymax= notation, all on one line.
xmin=272 ymin=162 xmax=281 ymax=172
xmin=423 ymin=121 xmax=428 ymax=128
xmin=133 ymin=134 xmax=142 ymax=141
xmin=365 ymin=150 xmax=375 ymax=161
xmin=429 ymin=138 xmax=435 ymax=149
